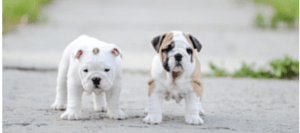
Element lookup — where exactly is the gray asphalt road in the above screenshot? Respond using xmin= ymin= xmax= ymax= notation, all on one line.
xmin=3 ymin=70 xmax=298 ymax=133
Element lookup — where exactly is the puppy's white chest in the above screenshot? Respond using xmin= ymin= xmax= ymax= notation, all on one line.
xmin=164 ymin=84 xmax=188 ymax=103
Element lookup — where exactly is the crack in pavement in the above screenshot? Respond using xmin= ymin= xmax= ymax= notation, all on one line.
xmin=3 ymin=66 xmax=150 ymax=75
xmin=3 ymin=66 xmax=57 ymax=72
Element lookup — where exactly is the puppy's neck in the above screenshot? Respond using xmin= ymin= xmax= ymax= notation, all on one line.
xmin=166 ymin=63 xmax=196 ymax=85
xmin=165 ymin=71 xmax=184 ymax=85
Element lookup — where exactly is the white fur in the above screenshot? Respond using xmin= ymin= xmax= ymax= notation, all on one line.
xmin=143 ymin=31 xmax=204 ymax=125
xmin=51 ymin=35 xmax=128 ymax=120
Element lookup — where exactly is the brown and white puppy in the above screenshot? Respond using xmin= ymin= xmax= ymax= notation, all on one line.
xmin=143 ymin=31 xmax=205 ymax=125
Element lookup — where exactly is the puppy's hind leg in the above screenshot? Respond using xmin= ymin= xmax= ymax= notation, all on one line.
xmin=51 ymin=60 xmax=69 ymax=111
xmin=93 ymin=92 xmax=107 ymax=112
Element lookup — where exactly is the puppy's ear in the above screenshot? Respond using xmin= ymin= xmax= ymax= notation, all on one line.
xmin=110 ymin=45 xmax=123 ymax=58
xmin=151 ymin=34 xmax=166 ymax=53
xmin=186 ymin=34 xmax=202 ymax=52
xmin=75 ymin=49 xmax=83 ymax=59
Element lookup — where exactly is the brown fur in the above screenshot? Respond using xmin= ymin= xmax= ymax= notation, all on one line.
xmin=184 ymin=33 xmax=203 ymax=100
xmin=159 ymin=32 xmax=174 ymax=63
xmin=190 ymin=56 xmax=203 ymax=100
xmin=148 ymin=79 xmax=155 ymax=96
xmin=148 ymin=71 xmax=155 ymax=96
xmin=93 ymin=48 xmax=99 ymax=54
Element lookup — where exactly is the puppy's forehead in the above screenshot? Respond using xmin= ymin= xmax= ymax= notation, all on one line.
xmin=171 ymin=31 xmax=191 ymax=48
xmin=160 ymin=31 xmax=191 ymax=50
xmin=172 ymin=31 xmax=189 ymax=43
xmin=83 ymin=58 xmax=111 ymax=69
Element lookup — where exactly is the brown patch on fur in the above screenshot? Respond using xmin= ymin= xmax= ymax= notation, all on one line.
xmin=183 ymin=33 xmax=193 ymax=46
xmin=172 ymin=71 xmax=181 ymax=79
xmin=148 ymin=79 xmax=155 ymax=96
xmin=159 ymin=32 xmax=174 ymax=63
xmin=190 ymin=54 xmax=203 ymax=100
xmin=148 ymin=69 xmax=155 ymax=96
xmin=93 ymin=48 xmax=99 ymax=54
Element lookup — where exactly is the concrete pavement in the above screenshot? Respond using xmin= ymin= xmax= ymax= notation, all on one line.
xmin=3 ymin=70 xmax=299 ymax=133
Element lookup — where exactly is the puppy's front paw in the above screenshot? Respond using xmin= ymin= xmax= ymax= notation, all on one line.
xmin=107 ymin=109 xmax=128 ymax=120
xmin=185 ymin=115 xmax=204 ymax=125
xmin=143 ymin=114 xmax=162 ymax=124
xmin=51 ymin=101 xmax=66 ymax=111
xmin=60 ymin=109 xmax=81 ymax=120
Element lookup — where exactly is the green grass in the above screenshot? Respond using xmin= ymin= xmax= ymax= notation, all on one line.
xmin=269 ymin=55 xmax=299 ymax=78
xmin=205 ymin=62 xmax=228 ymax=77
xmin=253 ymin=0 xmax=299 ymax=29
xmin=3 ymin=0 xmax=52 ymax=34
xmin=255 ymin=13 xmax=267 ymax=28
xmin=232 ymin=63 xmax=273 ymax=78
xmin=208 ymin=55 xmax=299 ymax=79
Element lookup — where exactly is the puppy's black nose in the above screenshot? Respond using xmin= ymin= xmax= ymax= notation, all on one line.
xmin=174 ymin=54 xmax=182 ymax=61
xmin=92 ymin=77 xmax=101 ymax=85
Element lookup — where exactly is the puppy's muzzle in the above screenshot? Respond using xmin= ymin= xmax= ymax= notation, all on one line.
xmin=174 ymin=53 xmax=183 ymax=67
xmin=174 ymin=53 xmax=182 ymax=62
xmin=92 ymin=77 xmax=101 ymax=88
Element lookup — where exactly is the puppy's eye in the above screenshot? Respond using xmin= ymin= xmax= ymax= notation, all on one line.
xmin=105 ymin=69 xmax=110 ymax=72
xmin=83 ymin=69 xmax=88 ymax=73
xmin=186 ymin=48 xmax=193 ymax=55
xmin=162 ymin=43 xmax=174 ymax=53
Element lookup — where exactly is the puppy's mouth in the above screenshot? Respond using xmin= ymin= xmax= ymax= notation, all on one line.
xmin=172 ymin=62 xmax=183 ymax=71
xmin=94 ymin=85 xmax=100 ymax=89
xmin=176 ymin=62 xmax=181 ymax=66
xmin=172 ymin=71 xmax=181 ymax=79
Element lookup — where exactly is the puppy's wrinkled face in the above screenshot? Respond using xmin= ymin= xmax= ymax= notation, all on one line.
xmin=79 ymin=58 xmax=114 ymax=93
xmin=151 ymin=31 xmax=202 ymax=77
xmin=75 ymin=45 xmax=122 ymax=94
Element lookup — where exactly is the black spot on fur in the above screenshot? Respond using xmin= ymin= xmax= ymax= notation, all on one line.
xmin=163 ymin=57 xmax=170 ymax=72
xmin=186 ymin=48 xmax=193 ymax=55
xmin=161 ymin=42 xmax=174 ymax=53
xmin=186 ymin=48 xmax=193 ymax=62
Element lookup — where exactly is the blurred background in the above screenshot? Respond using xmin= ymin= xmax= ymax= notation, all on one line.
xmin=2 ymin=0 xmax=299 ymax=77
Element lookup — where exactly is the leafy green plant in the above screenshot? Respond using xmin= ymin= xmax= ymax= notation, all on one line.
xmin=253 ymin=0 xmax=299 ymax=29
xmin=255 ymin=13 xmax=267 ymax=28
xmin=3 ymin=0 xmax=52 ymax=34
xmin=232 ymin=62 xmax=255 ymax=77
xmin=208 ymin=55 xmax=299 ymax=79
xmin=232 ymin=63 xmax=273 ymax=78
xmin=269 ymin=55 xmax=299 ymax=79
xmin=207 ymin=62 xmax=228 ymax=77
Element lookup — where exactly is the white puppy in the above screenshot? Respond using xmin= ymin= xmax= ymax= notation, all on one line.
xmin=51 ymin=35 xmax=128 ymax=120
xmin=143 ymin=31 xmax=205 ymax=125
